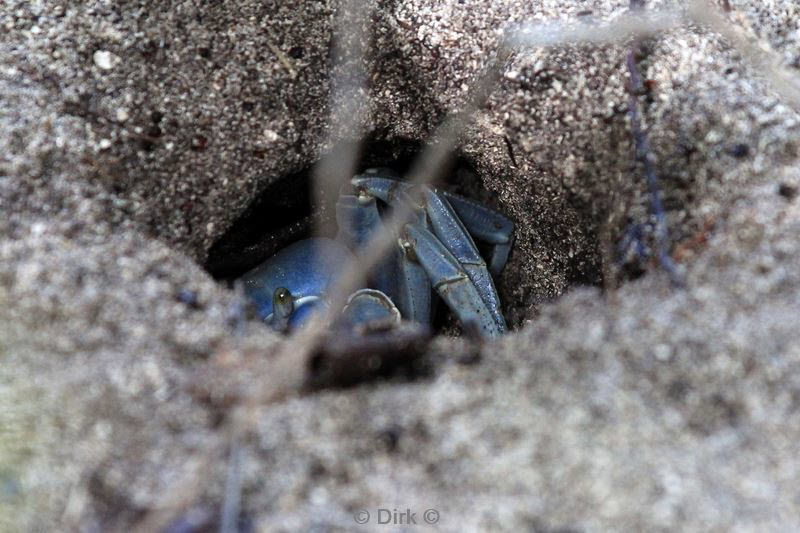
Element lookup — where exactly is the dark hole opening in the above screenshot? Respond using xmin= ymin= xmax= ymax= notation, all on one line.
xmin=204 ymin=165 xmax=318 ymax=280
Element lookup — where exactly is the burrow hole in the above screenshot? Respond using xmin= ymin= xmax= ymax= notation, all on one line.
xmin=205 ymin=137 xmax=605 ymax=334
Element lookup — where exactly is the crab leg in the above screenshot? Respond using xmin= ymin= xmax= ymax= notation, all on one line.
xmin=395 ymin=224 xmax=432 ymax=324
xmin=441 ymin=191 xmax=514 ymax=276
xmin=352 ymin=175 xmax=514 ymax=275
xmin=353 ymin=175 xmax=508 ymax=333
xmin=378 ymin=241 xmax=432 ymax=324
xmin=403 ymin=223 xmax=502 ymax=338
xmin=335 ymin=193 xmax=396 ymax=298
xmin=422 ymin=189 xmax=507 ymax=333
xmin=335 ymin=193 xmax=379 ymax=249
xmin=351 ymin=175 xmax=405 ymax=204
xmin=336 ymin=189 xmax=431 ymax=322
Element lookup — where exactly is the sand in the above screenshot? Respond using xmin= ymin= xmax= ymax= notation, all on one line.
xmin=2 ymin=0 xmax=800 ymax=530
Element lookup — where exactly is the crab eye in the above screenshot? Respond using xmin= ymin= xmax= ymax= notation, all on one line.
xmin=272 ymin=287 xmax=294 ymax=319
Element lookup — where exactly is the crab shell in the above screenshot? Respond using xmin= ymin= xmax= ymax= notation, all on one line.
xmin=240 ymin=238 xmax=346 ymax=328
xmin=240 ymin=237 xmax=402 ymax=330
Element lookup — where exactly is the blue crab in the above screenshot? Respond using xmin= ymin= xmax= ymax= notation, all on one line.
xmin=239 ymin=169 xmax=514 ymax=338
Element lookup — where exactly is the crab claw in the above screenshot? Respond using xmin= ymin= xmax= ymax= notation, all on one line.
xmin=339 ymin=288 xmax=402 ymax=330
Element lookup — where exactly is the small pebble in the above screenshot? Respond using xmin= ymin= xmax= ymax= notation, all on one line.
xmin=191 ymin=135 xmax=208 ymax=151
xmin=778 ymin=183 xmax=797 ymax=201
xmin=177 ymin=288 xmax=202 ymax=309
xmin=93 ymin=50 xmax=116 ymax=70
xmin=728 ymin=143 xmax=750 ymax=158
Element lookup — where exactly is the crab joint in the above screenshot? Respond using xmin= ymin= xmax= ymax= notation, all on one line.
xmin=355 ymin=186 xmax=372 ymax=205
xmin=397 ymin=234 xmax=419 ymax=263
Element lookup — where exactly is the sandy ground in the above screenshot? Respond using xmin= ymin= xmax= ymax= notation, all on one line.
xmin=2 ymin=0 xmax=800 ymax=531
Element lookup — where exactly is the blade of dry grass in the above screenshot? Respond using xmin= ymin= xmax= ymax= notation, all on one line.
xmin=506 ymin=9 xmax=683 ymax=48
xmin=508 ymin=1 xmax=800 ymax=110
xmin=219 ymin=435 xmax=242 ymax=533
xmin=688 ymin=0 xmax=800 ymax=110
xmin=311 ymin=0 xmax=371 ymax=237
